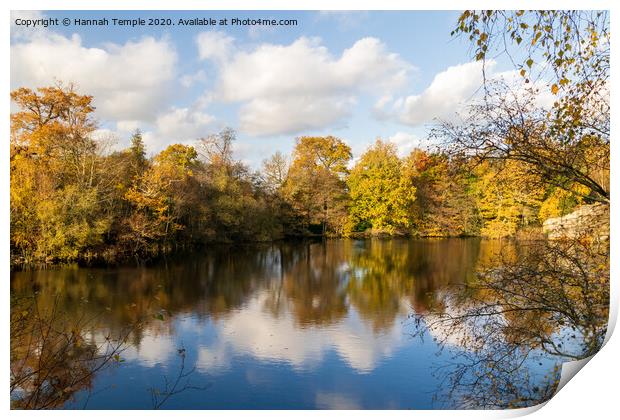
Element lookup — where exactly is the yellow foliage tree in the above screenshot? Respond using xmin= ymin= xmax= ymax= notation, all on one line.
xmin=347 ymin=140 xmax=416 ymax=234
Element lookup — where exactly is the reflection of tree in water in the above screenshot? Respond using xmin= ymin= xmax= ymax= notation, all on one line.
xmin=346 ymin=240 xmax=415 ymax=332
xmin=277 ymin=241 xmax=349 ymax=327
xmin=266 ymin=239 xmax=482 ymax=331
xmin=12 ymin=239 xmax=488 ymax=347
xmin=10 ymin=245 xmax=282 ymax=409
xmin=411 ymin=237 xmax=609 ymax=408
xmin=347 ymin=239 xmax=481 ymax=332
xmin=11 ymin=245 xmax=282 ymax=345
xmin=10 ymin=295 xmax=130 ymax=409
xmin=10 ymin=291 xmax=211 ymax=409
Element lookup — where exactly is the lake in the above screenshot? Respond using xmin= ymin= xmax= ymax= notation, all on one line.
xmin=10 ymin=238 xmax=576 ymax=409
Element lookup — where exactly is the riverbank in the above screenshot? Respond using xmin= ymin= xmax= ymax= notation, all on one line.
xmin=11 ymin=203 xmax=610 ymax=269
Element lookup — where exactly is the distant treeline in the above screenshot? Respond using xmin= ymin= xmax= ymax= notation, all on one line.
xmin=10 ymin=86 xmax=599 ymax=265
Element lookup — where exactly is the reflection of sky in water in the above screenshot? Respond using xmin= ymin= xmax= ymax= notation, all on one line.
xmin=71 ymin=302 xmax=442 ymax=408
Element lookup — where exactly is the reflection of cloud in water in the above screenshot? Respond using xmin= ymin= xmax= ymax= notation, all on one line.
xmin=195 ymin=291 xmax=406 ymax=374
xmin=315 ymin=391 xmax=361 ymax=409
xmin=89 ymin=327 xmax=178 ymax=368
xmin=422 ymin=292 xmax=486 ymax=350
xmin=197 ymin=345 xmax=232 ymax=373
xmin=121 ymin=331 xmax=177 ymax=368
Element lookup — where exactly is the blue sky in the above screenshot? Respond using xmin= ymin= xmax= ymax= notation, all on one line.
xmin=11 ymin=10 xmax=514 ymax=167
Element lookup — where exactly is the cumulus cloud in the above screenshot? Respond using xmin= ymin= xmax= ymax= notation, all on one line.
xmin=11 ymin=31 xmax=177 ymax=123
xmin=391 ymin=61 xmax=488 ymax=126
xmin=129 ymin=108 xmax=211 ymax=153
xmin=239 ymin=96 xmax=356 ymax=136
xmin=115 ymin=120 xmax=143 ymax=133
xmin=199 ymin=34 xmax=412 ymax=136
xmin=196 ymin=31 xmax=235 ymax=63
xmin=115 ymin=105 xmax=215 ymax=153
xmin=155 ymin=107 xmax=215 ymax=140
xmin=380 ymin=60 xmax=557 ymax=128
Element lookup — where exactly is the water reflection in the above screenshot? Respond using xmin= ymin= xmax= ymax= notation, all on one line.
xmin=10 ymin=238 xmax=607 ymax=409
xmin=411 ymin=237 xmax=609 ymax=408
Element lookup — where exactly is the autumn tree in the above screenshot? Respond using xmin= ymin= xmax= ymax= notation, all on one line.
xmin=472 ymin=160 xmax=545 ymax=238
xmin=437 ymin=11 xmax=609 ymax=205
xmin=123 ymin=144 xmax=203 ymax=253
xmin=197 ymin=128 xmax=284 ymax=241
xmin=262 ymin=151 xmax=289 ymax=193
xmin=404 ymin=149 xmax=479 ymax=237
xmin=347 ymin=140 xmax=416 ymax=234
xmin=10 ymin=86 xmax=112 ymax=263
xmin=283 ymin=136 xmax=352 ymax=235
xmin=537 ymin=185 xmax=584 ymax=222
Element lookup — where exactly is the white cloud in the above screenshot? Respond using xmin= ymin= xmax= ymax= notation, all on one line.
xmin=382 ymin=60 xmax=557 ymax=128
xmin=141 ymin=131 xmax=167 ymax=154
xmin=180 ymin=70 xmax=208 ymax=88
xmin=155 ymin=107 xmax=215 ymax=140
xmin=196 ymin=31 xmax=235 ymax=63
xmin=116 ymin=120 xmax=143 ymax=133
xmin=239 ymin=96 xmax=356 ymax=137
xmin=11 ymin=10 xmax=46 ymax=40
xmin=11 ymin=32 xmax=177 ymax=123
xmin=200 ymin=35 xmax=412 ymax=136
xmin=392 ymin=61 xmax=488 ymax=126
xmin=126 ymin=106 xmax=215 ymax=153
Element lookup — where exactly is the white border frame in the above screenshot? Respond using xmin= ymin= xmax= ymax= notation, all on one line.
xmin=3 ymin=2 xmax=617 ymax=419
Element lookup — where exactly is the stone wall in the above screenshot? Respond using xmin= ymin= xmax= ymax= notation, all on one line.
xmin=542 ymin=203 xmax=610 ymax=240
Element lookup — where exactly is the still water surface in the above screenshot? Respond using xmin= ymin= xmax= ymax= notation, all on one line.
xmin=10 ymin=238 xmax=566 ymax=409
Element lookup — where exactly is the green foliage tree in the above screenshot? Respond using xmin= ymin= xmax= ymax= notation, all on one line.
xmin=197 ymin=128 xmax=284 ymax=241
xmin=129 ymin=129 xmax=148 ymax=178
